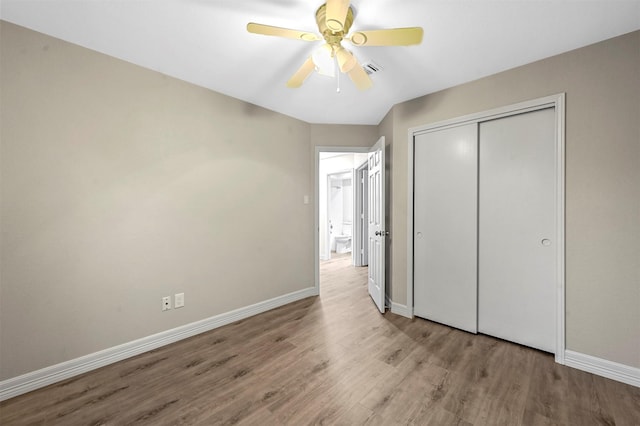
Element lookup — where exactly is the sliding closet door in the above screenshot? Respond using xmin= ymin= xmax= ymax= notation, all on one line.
xmin=414 ymin=124 xmax=478 ymax=333
xmin=478 ymin=108 xmax=556 ymax=353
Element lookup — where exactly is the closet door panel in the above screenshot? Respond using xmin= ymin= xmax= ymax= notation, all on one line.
xmin=478 ymin=108 xmax=556 ymax=353
xmin=414 ymin=124 xmax=478 ymax=333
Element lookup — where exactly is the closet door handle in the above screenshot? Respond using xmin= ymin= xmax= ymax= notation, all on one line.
xmin=541 ymin=238 xmax=551 ymax=246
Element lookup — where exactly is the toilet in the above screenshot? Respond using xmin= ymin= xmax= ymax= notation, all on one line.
xmin=334 ymin=223 xmax=352 ymax=254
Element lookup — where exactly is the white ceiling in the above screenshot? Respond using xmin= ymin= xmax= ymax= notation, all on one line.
xmin=2 ymin=1 xmax=639 ymax=125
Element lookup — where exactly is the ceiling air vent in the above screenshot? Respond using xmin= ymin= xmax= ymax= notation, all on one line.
xmin=362 ymin=61 xmax=382 ymax=75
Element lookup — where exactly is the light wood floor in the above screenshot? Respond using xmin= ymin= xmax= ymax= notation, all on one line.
xmin=1 ymin=252 xmax=639 ymax=425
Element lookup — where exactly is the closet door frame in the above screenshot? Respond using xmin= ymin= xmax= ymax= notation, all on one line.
xmin=406 ymin=93 xmax=566 ymax=364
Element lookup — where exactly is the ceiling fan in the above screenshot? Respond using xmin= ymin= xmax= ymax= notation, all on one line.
xmin=247 ymin=0 xmax=423 ymax=90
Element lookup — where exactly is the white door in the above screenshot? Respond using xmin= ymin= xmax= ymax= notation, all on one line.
xmin=368 ymin=137 xmax=385 ymax=313
xmin=413 ymin=124 xmax=478 ymax=333
xmin=478 ymin=108 xmax=556 ymax=353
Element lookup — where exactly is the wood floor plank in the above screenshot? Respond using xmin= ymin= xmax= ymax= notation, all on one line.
xmin=471 ymin=348 xmax=533 ymax=425
xmin=409 ymin=405 xmax=473 ymax=426
xmin=332 ymin=402 xmax=392 ymax=426
xmin=1 ymin=252 xmax=638 ymax=425
xmin=600 ymin=375 xmax=640 ymax=426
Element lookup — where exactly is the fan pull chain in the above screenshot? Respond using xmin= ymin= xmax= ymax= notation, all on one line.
xmin=336 ymin=59 xmax=341 ymax=93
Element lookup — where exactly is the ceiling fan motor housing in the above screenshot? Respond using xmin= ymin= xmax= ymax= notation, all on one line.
xmin=316 ymin=3 xmax=354 ymax=47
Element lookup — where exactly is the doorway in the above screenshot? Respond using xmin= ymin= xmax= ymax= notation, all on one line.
xmin=317 ymin=150 xmax=368 ymax=263
xmin=316 ymin=149 xmax=369 ymax=301
xmin=315 ymin=139 xmax=387 ymax=314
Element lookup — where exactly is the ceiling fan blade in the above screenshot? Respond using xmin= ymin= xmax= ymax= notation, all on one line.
xmin=335 ymin=46 xmax=357 ymax=73
xmin=247 ymin=23 xmax=320 ymax=41
xmin=349 ymin=27 xmax=424 ymax=46
xmin=325 ymin=0 xmax=351 ymax=32
xmin=347 ymin=63 xmax=373 ymax=91
xmin=286 ymin=57 xmax=316 ymax=88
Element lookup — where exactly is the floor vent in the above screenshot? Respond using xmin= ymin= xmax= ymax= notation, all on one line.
xmin=362 ymin=61 xmax=382 ymax=75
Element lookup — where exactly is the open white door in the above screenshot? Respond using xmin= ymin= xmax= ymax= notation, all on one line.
xmin=367 ymin=137 xmax=386 ymax=313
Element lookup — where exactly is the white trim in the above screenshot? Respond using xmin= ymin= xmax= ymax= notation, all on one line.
xmin=554 ymin=94 xmax=566 ymax=364
xmin=407 ymin=94 xmax=562 ymax=136
xmin=385 ymin=295 xmax=411 ymax=318
xmin=407 ymin=93 xmax=566 ymax=361
xmin=0 ymin=287 xmax=317 ymax=402
xmin=353 ymin=160 xmax=369 ymax=267
xmin=406 ymin=123 xmax=415 ymax=318
xmin=565 ymin=350 xmax=640 ymax=388
xmin=390 ymin=301 xmax=412 ymax=319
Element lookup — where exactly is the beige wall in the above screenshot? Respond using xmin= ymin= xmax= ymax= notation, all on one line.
xmin=310 ymin=124 xmax=378 ymax=148
xmin=0 ymin=22 xmax=375 ymax=380
xmin=388 ymin=31 xmax=640 ymax=367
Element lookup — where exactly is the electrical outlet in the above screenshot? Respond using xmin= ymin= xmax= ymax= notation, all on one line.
xmin=175 ymin=293 xmax=184 ymax=308
xmin=162 ymin=296 xmax=171 ymax=311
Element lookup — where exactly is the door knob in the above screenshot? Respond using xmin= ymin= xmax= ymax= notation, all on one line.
xmin=541 ymin=238 xmax=551 ymax=246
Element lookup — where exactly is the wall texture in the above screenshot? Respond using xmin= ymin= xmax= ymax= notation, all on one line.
xmin=0 ymin=21 xmax=377 ymax=380
xmin=389 ymin=31 xmax=640 ymax=367
xmin=310 ymin=124 xmax=378 ymax=148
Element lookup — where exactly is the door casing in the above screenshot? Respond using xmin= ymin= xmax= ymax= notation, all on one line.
xmin=354 ymin=160 xmax=369 ymax=266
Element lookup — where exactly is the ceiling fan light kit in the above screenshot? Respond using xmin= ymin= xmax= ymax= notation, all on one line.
xmin=247 ymin=0 xmax=423 ymax=91
xmin=312 ymin=44 xmax=336 ymax=77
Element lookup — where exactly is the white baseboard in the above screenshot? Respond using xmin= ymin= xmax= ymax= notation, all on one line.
xmin=564 ymin=350 xmax=640 ymax=388
xmin=0 ymin=287 xmax=317 ymax=402
xmin=389 ymin=300 xmax=412 ymax=319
